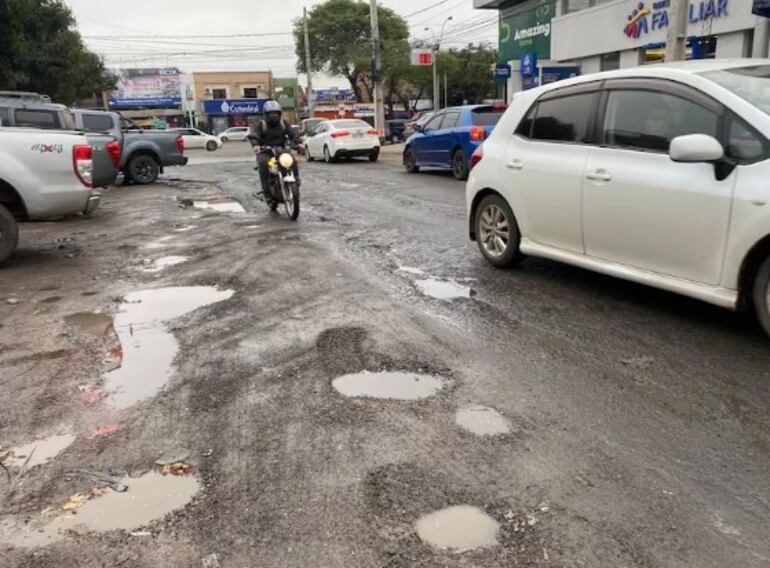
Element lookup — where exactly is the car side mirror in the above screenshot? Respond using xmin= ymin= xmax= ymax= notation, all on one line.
xmin=669 ymin=134 xmax=724 ymax=163
xmin=415 ymin=124 xmax=424 ymax=133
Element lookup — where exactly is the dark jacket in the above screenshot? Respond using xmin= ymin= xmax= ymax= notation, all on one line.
xmin=249 ymin=119 xmax=300 ymax=149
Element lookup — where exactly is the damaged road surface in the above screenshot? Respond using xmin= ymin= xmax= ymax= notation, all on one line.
xmin=1 ymin=146 xmax=768 ymax=567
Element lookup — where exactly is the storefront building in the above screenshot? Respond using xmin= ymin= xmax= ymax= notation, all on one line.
xmin=476 ymin=0 xmax=770 ymax=98
xmin=193 ymin=71 xmax=273 ymax=133
xmin=274 ymin=78 xmax=301 ymax=124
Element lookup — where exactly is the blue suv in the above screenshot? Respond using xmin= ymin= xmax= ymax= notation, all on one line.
xmin=403 ymin=105 xmax=506 ymax=180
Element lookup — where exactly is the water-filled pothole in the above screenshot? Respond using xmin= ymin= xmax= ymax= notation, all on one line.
xmin=332 ymin=371 xmax=444 ymax=400
xmin=143 ymin=256 xmax=189 ymax=273
xmin=416 ymin=505 xmax=499 ymax=551
xmin=454 ymin=405 xmax=512 ymax=436
xmin=192 ymin=197 xmax=245 ymax=213
xmin=6 ymin=432 xmax=75 ymax=468
xmin=104 ymin=286 xmax=233 ymax=408
xmin=415 ymin=279 xmax=474 ymax=300
xmin=65 ymin=312 xmax=114 ymax=337
xmin=0 ymin=472 xmax=200 ymax=548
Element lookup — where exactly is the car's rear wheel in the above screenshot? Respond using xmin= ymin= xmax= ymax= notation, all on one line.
xmin=452 ymin=149 xmax=469 ymax=181
xmin=404 ymin=148 xmax=419 ymax=173
xmin=474 ymin=194 xmax=523 ymax=268
xmin=324 ymin=145 xmax=335 ymax=163
xmin=752 ymin=255 xmax=770 ymax=338
xmin=0 ymin=204 xmax=19 ymax=264
xmin=369 ymin=149 xmax=380 ymax=162
xmin=305 ymin=146 xmax=314 ymax=161
xmin=127 ymin=154 xmax=160 ymax=184
xmin=206 ymin=141 xmax=217 ymax=151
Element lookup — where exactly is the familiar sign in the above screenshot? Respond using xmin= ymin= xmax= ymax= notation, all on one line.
xmin=520 ymin=52 xmax=537 ymax=77
xmin=109 ymin=68 xmax=182 ymax=108
xmin=201 ymin=99 xmax=266 ymax=115
xmin=494 ymin=63 xmax=512 ymax=81
xmin=499 ymin=1 xmax=554 ymax=62
xmin=411 ymin=49 xmax=434 ymax=66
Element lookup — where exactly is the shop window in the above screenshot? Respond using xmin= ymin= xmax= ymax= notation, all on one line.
xmin=531 ymin=92 xmax=598 ymax=143
xmin=600 ymin=52 xmax=620 ymax=72
xmin=562 ymin=0 xmax=613 ymax=13
xmin=243 ymin=87 xmax=258 ymax=98
xmin=212 ymin=88 xmax=227 ymax=99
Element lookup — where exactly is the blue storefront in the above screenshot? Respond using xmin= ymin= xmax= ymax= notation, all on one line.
xmin=201 ymin=98 xmax=267 ymax=134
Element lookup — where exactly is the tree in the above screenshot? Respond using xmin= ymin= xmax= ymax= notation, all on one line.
xmin=439 ymin=44 xmax=498 ymax=106
xmin=0 ymin=0 xmax=115 ymax=104
xmin=293 ymin=0 xmax=409 ymax=102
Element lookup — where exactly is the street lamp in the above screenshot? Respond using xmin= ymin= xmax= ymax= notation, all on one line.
xmin=424 ymin=15 xmax=453 ymax=112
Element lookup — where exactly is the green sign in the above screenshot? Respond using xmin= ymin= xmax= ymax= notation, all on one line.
xmin=499 ymin=0 xmax=554 ymax=62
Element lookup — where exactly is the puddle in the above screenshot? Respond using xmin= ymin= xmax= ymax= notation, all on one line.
xmin=454 ymin=405 xmax=512 ymax=436
xmin=145 ymin=235 xmax=174 ymax=249
xmin=0 ymin=472 xmax=200 ymax=548
xmin=143 ymin=256 xmax=190 ymax=273
xmin=397 ymin=266 xmax=425 ymax=275
xmin=415 ymin=279 xmax=474 ymax=301
xmin=104 ymin=286 xmax=233 ymax=408
xmin=332 ymin=371 xmax=444 ymax=400
xmin=416 ymin=505 xmax=499 ymax=551
xmin=6 ymin=432 xmax=76 ymax=468
xmin=65 ymin=312 xmax=114 ymax=337
xmin=243 ymin=224 xmax=259 ymax=229
xmin=173 ymin=225 xmax=196 ymax=232
xmin=192 ymin=197 xmax=245 ymax=214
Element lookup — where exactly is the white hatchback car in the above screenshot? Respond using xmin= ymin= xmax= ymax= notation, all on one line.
xmin=467 ymin=59 xmax=770 ymax=337
xmin=305 ymin=119 xmax=381 ymax=163
xmin=171 ymin=128 xmax=222 ymax=151
xmin=219 ymin=126 xmax=251 ymax=142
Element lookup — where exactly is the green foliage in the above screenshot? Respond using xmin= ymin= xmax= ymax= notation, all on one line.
xmin=0 ymin=0 xmax=116 ymax=104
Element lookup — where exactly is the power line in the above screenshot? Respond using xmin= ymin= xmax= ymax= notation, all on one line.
xmin=403 ymin=0 xmax=451 ymax=19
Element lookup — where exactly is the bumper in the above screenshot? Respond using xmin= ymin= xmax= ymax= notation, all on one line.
xmin=335 ymin=147 xmax=380 ymax=158
xmin=84 ymin=190 xmax=102 ymax=214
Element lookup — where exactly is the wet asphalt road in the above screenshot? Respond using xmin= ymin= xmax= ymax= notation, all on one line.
xmin=0 ymin=141 xmax=768 ymax=567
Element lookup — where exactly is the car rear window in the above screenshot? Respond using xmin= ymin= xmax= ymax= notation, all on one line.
xmin=334 ymin=120 xmax=370 ymax=129
xmin=82 ymin=113 xmax=114 ymax=132
xmin=471 ymin=108 xmax=505 ymax=126
xmin=14 ymin=109 xmax=60 ymax=129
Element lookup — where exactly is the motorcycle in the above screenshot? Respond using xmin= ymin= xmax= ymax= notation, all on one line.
xmin=255 ymin=146 xmax=301 ymax=221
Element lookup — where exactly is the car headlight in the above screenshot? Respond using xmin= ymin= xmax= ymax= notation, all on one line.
xmin=279 ymin=153 xmax=295 ymax=169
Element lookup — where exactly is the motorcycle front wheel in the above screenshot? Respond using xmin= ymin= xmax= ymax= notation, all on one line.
xmin=282 ymin=182 xmax=300 ymax=221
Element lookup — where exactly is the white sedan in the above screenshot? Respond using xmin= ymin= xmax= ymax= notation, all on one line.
xmin=219 ymin=126 xmax=251 ymax=142
xmin=305 ymin=119 xmax=381 ymax=163
xmin=466 ymin=59 xmax=770 ymax=337
xmin=171 ymin=128 xmax=222 ymax=151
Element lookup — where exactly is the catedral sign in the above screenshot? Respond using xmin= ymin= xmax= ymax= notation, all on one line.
xmin=499 ymin=1 xmax=555 ymax=62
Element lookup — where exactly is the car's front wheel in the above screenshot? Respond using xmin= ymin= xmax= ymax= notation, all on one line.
xmin=0 ymin=203 xmax=19 ymax=264
xmin=752 ymin=255 xmax=770 ymax=338
xmin=206 ymin=140 xmax=218 ymax=151
xmin=221 ymin=136 xmax=229 ymax=143
xmin=324 ymin=145 xmax=335 ymax=163
xmin=474 ymin=194 xmax=523 ymax=268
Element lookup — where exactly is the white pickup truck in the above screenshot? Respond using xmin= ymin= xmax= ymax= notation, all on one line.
xmin=0 ymin=128 xmax=101 ymax=263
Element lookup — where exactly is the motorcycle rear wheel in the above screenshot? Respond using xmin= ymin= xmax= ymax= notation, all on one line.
xmin=282 ymin=182 xmax=300 ymax=221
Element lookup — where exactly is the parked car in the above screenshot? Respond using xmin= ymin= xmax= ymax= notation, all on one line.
xmin=1 ymin=98 xmax=119 ymax=188
xmin=169 ymin=128 xmax=222 ymax=151
xmin=219 ymin=126 xmax=251 ymax=142
xmin=404 ymin=105 xmax=506 ymax=180
xmin=0 ymin=128 xmax=102 ymax=262
xmin=467 ymin=59 xmax=770 ymax=337
xmin=403 ymin=111 xmax=433 ymax=138
xmin=304 ymin=119 xmax=381 ymax=162
xmin=72 ymin=109 xmax=188 ymax=184
xmin=385 ymin=119 xmax=407 ymax=144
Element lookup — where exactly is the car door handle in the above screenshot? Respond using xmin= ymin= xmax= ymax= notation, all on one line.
xmin=586 ymin=170 xmax=612 ymax=182
xmin=506 ymin=160 xmax=523 ymax=170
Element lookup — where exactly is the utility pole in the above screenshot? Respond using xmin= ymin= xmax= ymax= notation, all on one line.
xmin=370 ymin=0 xmax=386 ymax=138
xmin=432 ymin=46 xmax=439 ymax=111
xmin=665 ymin=0 xmax=688 ymax=62
xmin=303 ymin=7 xmax=314 ymax=117
xmin=444 ymin=71 xmax=447 ymax=109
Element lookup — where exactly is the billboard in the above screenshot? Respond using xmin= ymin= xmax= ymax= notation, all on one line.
xmin=499 ymin=1 xmax=555 ymax=62
xmin=109 ymin=68 xmax=182 ymax=108
xmin=311 ymin=89 xmax=357 ymax=103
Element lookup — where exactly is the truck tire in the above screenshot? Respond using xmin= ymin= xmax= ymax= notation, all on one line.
xmin=127 ymin=155 xmax=160 ymax=184
xmin=752 ymin=255 xmax=770 ymax=338
xmin=0 ymin=204 xmax=19 ymax=264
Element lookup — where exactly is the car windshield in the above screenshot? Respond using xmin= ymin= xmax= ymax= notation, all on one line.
xmin=333 ymin=120 xmax=370 ymax=129
xmin=701 ymin=65 xmax=770 ymax=115
xmin=471 ymin=107 xmax=505 ymax=126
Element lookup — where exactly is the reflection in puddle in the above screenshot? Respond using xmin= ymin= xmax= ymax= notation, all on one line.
xmin=193 ymin=197 xmax=245 ymax=214
xmin=397 ymin=266 xmax=425 ymax=275
xmin=105 ymin=286 xmax=233 ymax=408
xmin=332 ymin=371 xmax=444 ymax=400
xmin=416 ymin=505 xmax=499 ymax=551
xmin=144 ymin=256 xmax=190 ymax=273
xmin=6 ymin=432 xmax=75 ymax=468
xmin=65 ymin=312 xmax=114 ymax=337
xmin=0 ymin=472 xmax=200 ymax=548
xmin=455 ymin=405 xmax=512 ymax=436
xmin=415 ymin=279 xmax=473 ymax=301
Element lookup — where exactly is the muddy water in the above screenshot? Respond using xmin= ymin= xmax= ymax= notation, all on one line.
xmin=416 ymin=505 xmax=500 ymax=551
xmin=65 ymin=312 xmax=114 ymax=337
xmin=332 ymin=371 xmax=444 ymax=400
xmin=6 ymin=432 xmax=76 ymax=468
xmin=415 ymin=279 xmax=474 ymax=300
xmin=0 ymin=472 xmax=200 ymax=548
xmin=193 ymin=197 xmax=245 ymax=213
xmin=454 ymin=405 xmax=512 ymax=436
xmin=105 ymin=286 xmax=233 ymax=408
xmin=144 ymin=256 xmax=190 ymax=272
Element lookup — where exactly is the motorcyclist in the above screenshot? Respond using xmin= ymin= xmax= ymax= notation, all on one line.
xmin=249 ymin=100 xmax=303 ymax=198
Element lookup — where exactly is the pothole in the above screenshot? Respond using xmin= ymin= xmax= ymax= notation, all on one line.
xmin=415 ymin=505 xmax=499 ymax=551
xmin=145 ymin=235 xmax=174 ymax=250
xmin=332 ymin=371 xmax=445 ymax=400
xmin=454 ymin=405 xmax=512 ymax=436
xmin=64 ymin=312 xmax=114 ymax=337
xmin=415 ymin=279 xmax=474 ymax=301
xmin=396 ymin=266 xmax=425 ymax=275
xmin=104 ymin=286 xmax=233 ymax=408
xmin=0 ymin=472 xmax=200 ymax=548
xmin=192 ymin=197 xmax=245 ymax=213
xmin=5 ymin=431 xmax=76 ymax=468
xmin=143 ymin=256 xmax=190 ymax=273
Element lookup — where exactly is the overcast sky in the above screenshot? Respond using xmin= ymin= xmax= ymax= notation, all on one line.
xmin=65 ymin=0 xmax=498 ymax=88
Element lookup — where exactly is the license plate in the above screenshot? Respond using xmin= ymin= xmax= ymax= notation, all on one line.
xmin=354 ymin=131 xmax=363 ymax=138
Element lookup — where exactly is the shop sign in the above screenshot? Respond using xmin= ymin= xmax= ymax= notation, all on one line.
xmin=519 ymin=53 xmax=537 ymax=77
xmin=753 ymin=0 xmax=770 ymax=17
xmin=109 ymin=67 xmax=182 ymax=108
xmin=623 ymin=0 xmax=729 ymax=39
xmin=311 ymin=89 xmax=357 ymax=103
xmin=411 ymin=49 xmax=434 ymax=66
xmin=499 ymin=1 xmax=555 ymax=62
xmin=202 ymin=98 xmax=266 ymax=115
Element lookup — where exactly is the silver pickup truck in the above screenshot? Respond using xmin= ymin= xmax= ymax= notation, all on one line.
xmin=0 ymin=128 xmax=102 ymax=262
xmin=0 ymin=99 xmax=119 ymax=188
xmin=72 ymin=109 xmax=188 ymax=184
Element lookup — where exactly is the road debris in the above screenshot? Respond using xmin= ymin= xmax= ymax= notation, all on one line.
xmin=62 ymin=493 xmax=87 ymax=511
xmin=89 ymin=424 xmax=119 ymax=438
xmin=161 ymin=462 xmax=192 ymax=476
xmin=155 ymin=448 xmax=192 ymax=466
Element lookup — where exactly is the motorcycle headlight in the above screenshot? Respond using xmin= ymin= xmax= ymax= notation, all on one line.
xmin=278 ymin=153 xmax=295 ymax=169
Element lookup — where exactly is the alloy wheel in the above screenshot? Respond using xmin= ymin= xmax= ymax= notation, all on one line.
xmin=478 ymin=203 xmax=509 ymax=258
